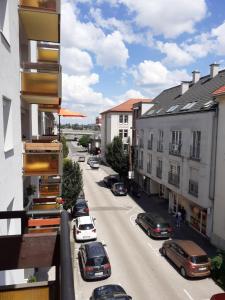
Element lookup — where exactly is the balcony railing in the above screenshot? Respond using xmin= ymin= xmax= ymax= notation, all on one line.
xmin=168 ymin=171 xmax=180 ymax=188
xmin=156 ymin=167 xmax=162 ymax=179
xmin=157 ymin=141 xmax=163 ymax=152
xmin=18 ymin=0 xmax=60 ymax=43
xmin=190 ymin=145 xmax=200 ymax=161
xmin=0 ymin=210 xmax=75 ymax=300
xmin=189 ymin=180 xmax=198 ymax=197
xmin=39 ymin=183 xmax=60 ymax=197
xmin=169 ymin=143 xmax=182 ymax=156
xmin=23 ymin=142 xmax=62 ymax=176
xmin=37 ymin=44 xmax=60 ymax=63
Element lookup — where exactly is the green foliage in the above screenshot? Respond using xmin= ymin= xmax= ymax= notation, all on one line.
xmin=27 ymin=275 xmax=37 ymax=283
xmin=105 ymin=136 xmax=129 ymax=177
xmin=79 ymin=135 xmax=91 ymax=147
xmin=211 ymin=250 xmax=225 ymax=288
xmin=62 ymin=158 xmax=83 ymax=210
xmin=61 ymin=136 xmax=69 ymax=158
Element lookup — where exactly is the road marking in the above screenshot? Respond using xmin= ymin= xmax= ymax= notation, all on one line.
xmin=184 ymin=289 xmax=194 ymax=300
xmin=147 ymin=242 xmax=160 ymax=256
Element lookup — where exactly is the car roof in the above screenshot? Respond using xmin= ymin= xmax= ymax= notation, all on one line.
xmin=144 ymin=213 xmax=168 ymax=223
xmin=85 ymin=242 xmax=106 ymax=258
xmin=77 ymin=216 xmax=93 ymax=225
xmin=93 ymin=284 xmax=126 ymax=297
xmin=171 ymin=240 xmax=207 ymax=256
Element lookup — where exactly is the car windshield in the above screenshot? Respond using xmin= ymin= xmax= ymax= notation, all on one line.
xmin=116 ymin=183 xmax=125 ymax=189
xmin=190 ymin=255 xmax=208 ymax=264
xmin=75 ymin=203 xmax=87 ymax=208
xmin=79 ymin=224 xmax=94 ymax=230
xmin=156 ymin=223 xmax=170 ymax=228
xmin=87 ymin=256 xmax=108 ymax=266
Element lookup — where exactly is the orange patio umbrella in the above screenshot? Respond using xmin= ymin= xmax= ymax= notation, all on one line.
xmin=57 ymin=108 xmax=86 ymax=140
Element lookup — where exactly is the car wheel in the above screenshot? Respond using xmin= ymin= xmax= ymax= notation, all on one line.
xmin=180 ymin=267 xmax=187 ymax=278
xmin=147 ymin=229 xmax=152 ymax=237
xmin=162 ymin=247 xmax=167 ymax=257
xmin=135 ymin=218 xmax=139 ymax=225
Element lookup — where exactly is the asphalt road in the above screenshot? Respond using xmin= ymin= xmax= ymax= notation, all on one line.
xmin=69 ymin=147 xmax=223 ymax=300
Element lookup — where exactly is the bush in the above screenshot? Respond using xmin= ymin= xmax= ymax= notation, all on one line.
xmin=211 ymin=250 xmax=225 ymax=289
xmin=61 ymin=136 xmax=69 ymax=158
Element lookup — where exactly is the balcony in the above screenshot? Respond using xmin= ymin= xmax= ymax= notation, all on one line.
xmin=39 ymin=183 xmax=60 ymax=197
xmin=168 ymin=172 xmax=180 ymax=188
xmin=23 ymin=142 xmax=62 ymax=176
xmin=147 ymin=163 xmax=151 ymax=174
xmin=190 ymin=145 xmax=200 ymax=161
xmin=0 ymin=210 xmax=75 ymax=300
xmin=189 ymin=180 xmax=198 ymax=197
xmin=147 ymin=140 xmax=153 ymax=150
xmin=169 ymin=143 xmax=182 ymax=156
xmin=156 ymin=167 xmax=162 ymax=179
xmin=37 ymin=43 xmax=60 ymax=63
xmin=18 ymin=0 xmax=60 ymax=43
xmin=21 ymin=62 xmax=61 ymax=106
xmin=157 ymin=141 xmax=163 ymax=152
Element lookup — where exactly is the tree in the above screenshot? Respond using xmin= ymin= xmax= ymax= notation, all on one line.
xmin=106 ymin=136 xmax=129 ymax=177
xmin=61 ymin=136 xmax=69 ymax=158
xmin=79 ymin=135 xmax=91 ymax=147
xmin=62 ymin=158 xmax=83 ymax=210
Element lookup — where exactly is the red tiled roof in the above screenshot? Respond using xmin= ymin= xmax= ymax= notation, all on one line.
xmin=101 ymin=98 xmax=152 ymax=114
xmin=213 ymin=85 xmax=225 ymax=96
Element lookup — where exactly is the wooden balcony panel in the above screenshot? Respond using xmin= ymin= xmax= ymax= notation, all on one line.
xmin=33 ymin=197 xmax=57 ymax=203
xmin=39 ymin=104 xmax=60 ymax=112
xmin=25 ymin=142 xmax=62 ymax=151
xmin=19 ymin=0 xmax=58 ymax=12
xmin=31 ymin=204 xmax=59 ymax=210
xmin=23 ymin=62 xmax=60 ymax=72
xmin=28 ymin=227 xmax=59 ymax=233
xmin=28 ymin=218 xmax=60 ymax=227
xmin=38 ymin=48 xmax=59 ymax=63
xmin=18 ymin=8 xmax=60 ymax=43
xmin=0 ymin=233 xmax=59 ymax=270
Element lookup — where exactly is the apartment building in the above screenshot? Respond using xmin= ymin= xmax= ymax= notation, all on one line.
xmin=100 ymin=98 xmax=151 ymax=160
xmin=0 ymin=0 xmax=62 ymax=287
xmin=135 ymin=64 xmax=225 ymax=240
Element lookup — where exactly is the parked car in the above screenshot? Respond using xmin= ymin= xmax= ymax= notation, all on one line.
xmin=79 ymin=241 xmax=111 ymax=280
xmin=90 ymin=160 xmax=100 ymax=169
xmin=91 ymin=284 xmax=132 ymax=300
xmin=73 ymin=216 xmax=97 ymax=241
xmin=87 ymin=156 xmax=99 ymax=165
xmin=72 ymin=199 xmax=89 ymax=218
xmin=210 ymin=294 xmax=225 ymax=300
xmin=111 ymin=182 xmax=127 ymax=196
xmin=136 ymin=213 xmax=173 ymax=238
xmin=161 ymin=239 xmax=211 ymax=278
xmin=103 ymin=175 xmax=119 ymax=188
xmin=78 ymin=156 xmax=85 ymax=162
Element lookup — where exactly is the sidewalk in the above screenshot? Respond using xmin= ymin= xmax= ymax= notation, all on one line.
xmin=100 ymin=164 xmax=217 ymax=257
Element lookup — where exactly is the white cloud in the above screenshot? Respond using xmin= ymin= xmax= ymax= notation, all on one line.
xmin=116 ymin=89 xmax=147 ymax=101
xmin=157 ymin=41 xmax=194 ymax=66
xmin=211 ymin=21 xmax=225 ymax=55
xmin=62 ymin=73 xmax=115 ymax=122
xmin=99 ymin=0 xmax=207 ymax=38
xmin=61 ymin=47 xmax=93 ymax=74
xmin=132 ymin=60 xmax=190 ymax=88
xmin=61 ymin=2 xmax=129 ymax=68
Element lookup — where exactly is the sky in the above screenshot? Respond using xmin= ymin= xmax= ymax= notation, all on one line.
xmin=60 ymin=0 xmax=225 ymax=124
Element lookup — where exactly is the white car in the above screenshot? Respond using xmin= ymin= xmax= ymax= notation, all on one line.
xmin=73 ymin=216 xmax=97 ymax=241
xmin=89 ymin=160 xmax=100 ymax=169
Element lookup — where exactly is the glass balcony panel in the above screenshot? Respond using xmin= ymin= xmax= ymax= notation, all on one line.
xmin=39 ymin=183 xmax=60 ymax=197
xmin=18 ymin=8 xmax=59 ymax=43
xmin=23 ymin=153 xmax=60 ymax=176
xmin=31 ymin=203 xmax=58 ymax=210
xmin=38 ymin=48 xmax=59 ymax=63
xmin=39 ymin=104 xmax=60 ymax=112
xmin=19 ymin=0 xmax=57 ymax=11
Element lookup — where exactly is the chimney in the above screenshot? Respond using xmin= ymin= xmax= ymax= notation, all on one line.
xmin=210 ymin=63 xmax=219 ymax=78
xmin=192 ymin=70 xmax=200 ymax=83
xmin=181 ymin=81 xmax=189 ymax=95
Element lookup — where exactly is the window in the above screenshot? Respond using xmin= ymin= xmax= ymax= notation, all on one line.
xmin=124 ymin=129 xmax=128 ymax=138
xmin=123 ymin=144 xmax=128 ymax=152
xmin=147 ymin=109 xmax=155 ymax=115
xmin=171 ymin=130 xmax=182 ymax=145
xmin=147 ymin=153 xmax=152 ymax=173
xmin=148 ymin=131 xmax=153 ymax=150
xmin=180 ymin=102 xmax=197 ymax=111
xmin=166 ymin=105 xmax=179 ymax=113
xmin=191 ymin=131 xmax=201 ymax=160
xmin=124 ymin=115 xmax=128 ymax=124
xmin=139 ymin=151 xmax=143 ymax=169
xmin=157 ymin=130 xmax=163 ymax=152
xmin=119 ymin=115 xmax=123 ymax=123
xmin=0 ymin=0 xmax=10 ymax=44
xmin=3 ymin=97 xmax=13 ymax=152
xmin=119 ymin=129 xmax=123 ymax=138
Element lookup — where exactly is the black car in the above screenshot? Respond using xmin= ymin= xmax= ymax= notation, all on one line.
xmin=111 ymin=182 xmax=127 ymax=196
xmin=103 ymin=175 xmax=119 ymax=188
xmin=79 ymin=241 xmax=111 ymax=280
xmin=72 ymin=200 xmax=89 ymax=218
xmin=91 ymin=284 xmax=132 ymax=300
xmin=136 ymin=212 xmax=173 ymax=238
xmin=87 ymin=156 xmax=99 ymax=165
xmin=78 ymin=156 xmax=85 ymax=162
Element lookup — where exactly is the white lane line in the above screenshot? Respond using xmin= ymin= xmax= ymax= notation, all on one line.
xmin=147 ymin=242 xmax=160 ymax=256
xmin=184 ymin=289 xmax=194 ymax=300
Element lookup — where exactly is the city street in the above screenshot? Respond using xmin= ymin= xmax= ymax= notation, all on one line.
xmin=69 ymin=148 xmax=223 ymax=300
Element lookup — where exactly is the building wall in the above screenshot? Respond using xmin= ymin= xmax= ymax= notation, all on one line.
xmin=0 ymin=0 xmax=24 ymax=284
xmin=212 ymin=97 xmax=225 ymax=249
xmin=136 ymin=111 xmax=215 ymax=236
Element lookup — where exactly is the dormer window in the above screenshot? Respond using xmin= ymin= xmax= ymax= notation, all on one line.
xmin=166 ymin=105 xmax=179 ymax=113
xmin=180 ymin=102 xmax=197 ymax=111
